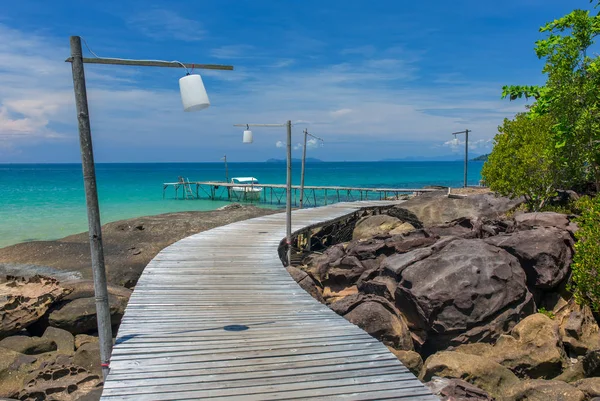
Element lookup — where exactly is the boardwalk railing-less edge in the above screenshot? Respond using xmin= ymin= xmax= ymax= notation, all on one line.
xmin=101 ymin=201 xmax=437 ymax=400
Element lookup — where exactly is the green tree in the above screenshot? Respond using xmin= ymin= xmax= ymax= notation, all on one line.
xmin=571 ymin=194 xmax=600 ymax=310
xmin=502 ymin=4 xmax=600 ymax=191
xmin=482 ymin=114 xmax=560 ymax=211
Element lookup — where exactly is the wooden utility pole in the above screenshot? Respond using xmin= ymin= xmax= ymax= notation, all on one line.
xmin=299 ymin=129 xmax=323 ymax=209
xmin=69 ymin=36 xmax=112 ymax=380
xmin=234 ymin=121 xmax=294 ymax=265
xmin=451 ymin=129 xmax=471 ymax=188
xmin=67 ymin=35 xmax=233 ymax=380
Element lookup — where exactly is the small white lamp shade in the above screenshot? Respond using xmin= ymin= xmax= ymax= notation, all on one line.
xmin=179 ymin=74 xmax=210 ymax=112
xmin=243 ymin=130 xmax=253 ymax=143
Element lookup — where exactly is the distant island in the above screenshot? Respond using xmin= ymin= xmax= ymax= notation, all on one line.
xmin=471 ymin=154 xmax=489 ymax=161
xmin=266 ymin=158 xmax=323 ymax=163
xmin=379 ymin=154 xmax=486 ymax=162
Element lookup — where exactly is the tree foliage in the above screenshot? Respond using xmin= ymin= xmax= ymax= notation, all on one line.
xmin=482 ymin=114 xmax=560 ymax=210
xmin=570 ymin=194 xmax=600 ymax=311
xmin=501 ymin=5 xmax=600 ymax=191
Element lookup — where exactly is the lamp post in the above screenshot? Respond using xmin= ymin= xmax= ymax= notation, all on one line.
xmin=299 ymin=129 xmax=324 ymax=209
xmin=234 ymin=121 xmax=293 ymax=265
xmin=451 ymin=129 xmax=471 ymax=188
xmin=67 ymin=36 xmax=233 ymax=379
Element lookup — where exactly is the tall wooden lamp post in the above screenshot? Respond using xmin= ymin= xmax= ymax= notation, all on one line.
xmin=299 ymin=129 xmax=323 ymax=209
xmin=451 ymin=129 xmax=471 ymax=188
xmin=234 ymin=121 xmax=293 ymax=265
xmin=67 ymin=36 xmax=233 ymax=379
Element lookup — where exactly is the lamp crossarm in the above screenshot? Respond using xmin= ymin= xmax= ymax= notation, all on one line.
xmin=65 ymin=57 xmax=233 ymax=70
xmin=451 ymin=129 xmax=470 ymax=136
xmin=234 ymin=123 xmax=287 ymax=128
xmin=306 ymin=132 xmax=324 ymax=142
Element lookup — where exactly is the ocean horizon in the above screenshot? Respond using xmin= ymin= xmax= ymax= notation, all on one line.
xmin=0 ymin=161 xmax=484 ymax=248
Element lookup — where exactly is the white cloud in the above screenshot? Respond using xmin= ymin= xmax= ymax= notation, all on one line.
xmin=127 ymin=10 xmax=205 ymax=41
xmin=210 ymin=45 xmax=255 ymax=59
xmin=0 ymin=23 xmax=524 ymax=161
xmin=275 ymin=141 xmax=285 ymax=148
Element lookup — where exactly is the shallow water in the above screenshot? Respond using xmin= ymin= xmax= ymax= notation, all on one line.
xmin=0 ymin=161 xmax=483 ymax=248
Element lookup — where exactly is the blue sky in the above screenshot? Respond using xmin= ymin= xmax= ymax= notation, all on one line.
xmin=0 ymin=0 xmax=583 ymax=162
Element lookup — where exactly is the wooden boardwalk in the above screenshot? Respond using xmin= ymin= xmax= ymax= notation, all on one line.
xmin=101 ymin=201 xmax=437 ymax=400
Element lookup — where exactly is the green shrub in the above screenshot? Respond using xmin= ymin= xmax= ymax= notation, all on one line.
xmin=537 ymin=307 xmax=555 ymax=319
xmin=482 ymin=113 xmax=561 ymax=211
xmin=570 ymin=195 xmax=600 ymax=311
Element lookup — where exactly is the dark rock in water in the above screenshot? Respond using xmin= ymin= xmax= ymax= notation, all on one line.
xmin=0 ymin=336 xmax=56 ymax=355
xmin=285 ymin=266 xmax=324 ymax=303
xmin=394 ymin=193 xmax=523 ymax=227
xmin=0 ymin=275 xmax=71 ymax=338
xmin=485 ymin=227 xmax=573 ymax=289
xmin=515 ymin=212 xmax=570 ymax=230
xmin=425 ymin=376 xmax=493 ymax=401
xmin=13 ymin=353 xmax=102 ymax=401
xmin=48 ymin=295 xmax=127 ymax=335
xmin=504 ymin=379 xmax=585 ymax=401
xmin=394 ymin=238 xmax=533 ymax=351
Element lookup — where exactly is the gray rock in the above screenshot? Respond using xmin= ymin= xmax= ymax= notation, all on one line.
xmin=395 ymin=193 xmax=523 ymax=227
xmin=425 ymin=376 xmax=493 ymax=400
xmin=0 ymin=336 xmax=56 ymax=355
xmin=395 ymin=238 xmax=533 ymax=351
xmin=515 ymin=212 xmax=570 ymax=229
xmin=485 ymin=227 xmax=573 ymax=289
xmin=42 ymin=326 xmax=75 ymax=354
xmin=504 ymin=379 xmax=585 ymax=401
xmin=352 ymin=215 xmax=408 ymax=240
xmin=48 ymin=295 xmax=126 ymax=335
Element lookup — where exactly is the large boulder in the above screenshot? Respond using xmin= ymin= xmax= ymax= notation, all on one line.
xmin=285 ymin=266 xmax=324 ymax=303
xmin=485 ymin=227 xmax=573 ymax=289
xmin=573 ymin=378 xmax=600 ymax=398
xmin=352 ymin=215 xmax=410 ymax=240
xmin=425 ymin=376 xmax=493 ymax=401
xmin=0 ymin=347 xmax=37 ymax=397
xmin=420 ymin=351 xmax=520 ymax=399
xmin=13 ymin=354 xmax=102 ymax=401
xmin=61 ymin=279 xmax=132 ymax=302
xmin=48 ymin=295 xmax=127 ymax=335
xmin=330 ymin=294 xmax=414 ymax=350
xmin=583 ymin=349 xmax=600 ymax=377
xmin=342 ymin=299 xmax=413 ymax=351
xmin=515 ymin=212 xmax=570 ymax=230
xmin=75 ymin=334 xmax=98 ymax=350
xmin=394 ymin=238 xmax=534 ymax=350
xmin=73 ymin=341 xmax=101 ymax=376
xmin=0 ymin=276 xmax=70 ymax=338
xmin=395 ymin=193 xmax=522 ymax=227
xmin=0 ymin=336 xmax=56 ymax=355
xmin=554 ymin=297 xmax=600 ymax=356
xmin=504 ymin=379 xmax=585 ymax=401
xmin=386 ymin=348 xmax=423 ymax=375
xmin=489 ymin=314 xmax=567 ymax=379
xmin=42 ymin=326 xmax=75 ymax=354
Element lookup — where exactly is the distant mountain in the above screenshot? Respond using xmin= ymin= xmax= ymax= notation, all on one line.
xmin=266 ymin=158 xmax=323 ymax=163
xmin=471 ymin=154 xmax=489 ymax=161
xmin=379 ymin=154 xmax=486 ymax=162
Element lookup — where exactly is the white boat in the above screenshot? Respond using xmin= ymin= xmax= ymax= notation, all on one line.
xmin=230 ymin=177 xmax=263 ymax=201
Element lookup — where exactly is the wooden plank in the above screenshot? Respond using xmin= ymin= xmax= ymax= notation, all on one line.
xmin=101 ymin=201 xmax=436 ymax=400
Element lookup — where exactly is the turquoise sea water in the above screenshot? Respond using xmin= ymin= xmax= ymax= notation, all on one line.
xmin=0 ymin=162 xmax=484 ymax=248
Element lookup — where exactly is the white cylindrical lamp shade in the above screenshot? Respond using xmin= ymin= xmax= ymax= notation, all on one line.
xmin=243 ymin=130 xmax=253 ymax=143
xmin=179 ymin=74 xmax=210 ymax=112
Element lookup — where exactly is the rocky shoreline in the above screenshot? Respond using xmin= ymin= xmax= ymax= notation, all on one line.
xmin=287 ymin=192 xmax=600 ymax=400
xmin=0 ymin=205 xmax=277 ymax=400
